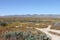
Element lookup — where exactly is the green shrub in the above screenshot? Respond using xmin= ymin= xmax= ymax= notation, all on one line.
xmin=1 ymin=31 xmax=51 ymax=40
xmin=0 ymin=22 xmax=8 ymax=26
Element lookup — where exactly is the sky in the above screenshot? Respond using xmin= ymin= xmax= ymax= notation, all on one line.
xmin=0 ymin=0 xmax=60 ymax=16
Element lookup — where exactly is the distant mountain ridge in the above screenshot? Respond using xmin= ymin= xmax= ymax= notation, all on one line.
xmin=0 ymin=14 xmax=60 ymax=18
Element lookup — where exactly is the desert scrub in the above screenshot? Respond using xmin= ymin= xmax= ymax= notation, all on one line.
xmin=1 ymin=31 xmax=51 ymax=40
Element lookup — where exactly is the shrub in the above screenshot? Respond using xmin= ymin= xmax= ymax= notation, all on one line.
xmin=1 ymin=31 xmax=51 ymax=40
xmin=0 ymin=22 xmax=8 ymax=26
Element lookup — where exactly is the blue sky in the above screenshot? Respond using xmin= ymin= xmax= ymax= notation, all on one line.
xmin=0 ymin=0 xmax=60 ymax=16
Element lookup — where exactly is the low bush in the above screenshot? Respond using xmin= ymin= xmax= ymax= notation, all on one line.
xmin=1 ymin=31 xmax=51 ymax=40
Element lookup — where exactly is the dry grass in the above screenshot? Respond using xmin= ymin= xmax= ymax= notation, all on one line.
xmin=51 ymin=26 xmax=60 ymax=30
xmin=0 ymin=17 xmax=60 ymax=33
xmin=49 ymin=31 xmax=60 ymax=36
